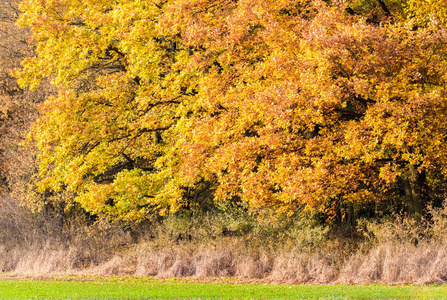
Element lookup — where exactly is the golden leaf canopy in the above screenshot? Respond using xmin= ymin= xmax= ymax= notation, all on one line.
xmin=16 ymin=0 xmax=447 ymax=221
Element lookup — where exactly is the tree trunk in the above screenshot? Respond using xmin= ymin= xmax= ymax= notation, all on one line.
xmin=401 ymin=165 xmax=426 ymax=218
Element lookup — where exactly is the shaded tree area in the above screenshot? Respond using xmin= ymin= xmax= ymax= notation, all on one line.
xmin=0 ymin=0 xmax=90 ymax=237
xmin=0 ymin=0 xmax=47 ymax=195
xmin=2 ymin=0 xmax=447 ymax=233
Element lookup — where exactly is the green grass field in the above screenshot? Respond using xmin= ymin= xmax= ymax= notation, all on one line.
xmin=0 ymin=279 xmax=447 ymax=299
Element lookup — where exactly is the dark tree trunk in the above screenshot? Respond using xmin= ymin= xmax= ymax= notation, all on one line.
xmin=400 ymin=165 xmax=427 ymax=218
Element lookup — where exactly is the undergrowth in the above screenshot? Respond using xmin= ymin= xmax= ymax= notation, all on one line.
xmin=2 ymin=193 xmax=447 ymax=284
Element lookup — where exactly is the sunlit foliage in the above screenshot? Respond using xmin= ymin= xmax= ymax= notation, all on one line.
xmin=16 ymin=0 xmax=447 ymax=223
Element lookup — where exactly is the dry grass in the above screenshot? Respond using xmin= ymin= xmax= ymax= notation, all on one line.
xmin=82 ymin=238 xmax=447 ymax=285
xmin=3 ymin=194 xmax=447 ymax=284
xmin=2 ymin=232 xmax=447 ymax=284
xmin=338 ymin=241 xmax=447 ymax=284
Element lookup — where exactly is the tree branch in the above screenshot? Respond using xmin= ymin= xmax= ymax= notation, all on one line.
xmin=376 ymin=0 xmax=393 ymax=19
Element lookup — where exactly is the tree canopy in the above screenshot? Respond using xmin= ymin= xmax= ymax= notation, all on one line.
xmin=14 ymin=0 xmax=447 ymax=224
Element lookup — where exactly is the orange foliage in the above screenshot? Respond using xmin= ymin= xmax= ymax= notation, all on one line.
xmin=16 ymin=0 xmax=447 ymax=221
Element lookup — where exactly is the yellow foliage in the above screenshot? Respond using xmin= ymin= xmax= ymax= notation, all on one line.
xmin=16 ymin=0 xmax=447 ymax=221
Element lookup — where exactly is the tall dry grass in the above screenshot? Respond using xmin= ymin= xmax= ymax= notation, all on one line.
xmin=3 ymin=194 xmax=447 ymax=284
xmin=0 ymin=193 xmax=134 ymax=276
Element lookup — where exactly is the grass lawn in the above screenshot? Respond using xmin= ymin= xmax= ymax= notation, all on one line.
xmin=0 ymin=278 xmax=447 ymax=299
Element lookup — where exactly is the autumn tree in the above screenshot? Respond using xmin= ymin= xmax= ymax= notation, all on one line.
xmin=167 ymin=0 xmax=447 ymax=221
xmin=17 ymin=0 xmax=447 ymax=225
xmin=16 ymin=0 xmax=204 ymax=221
